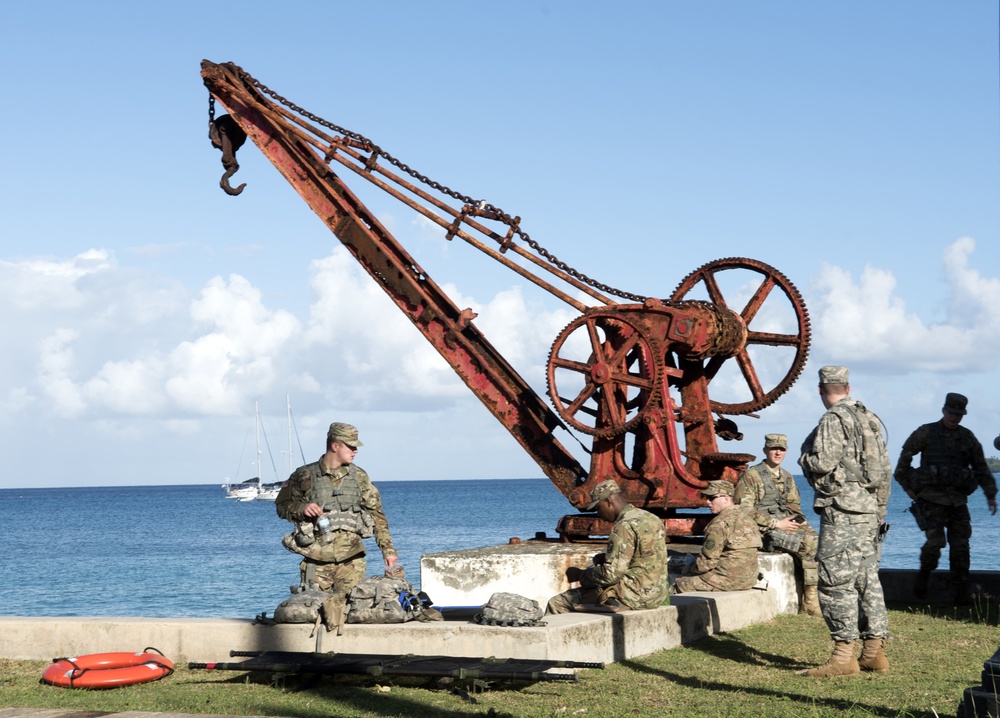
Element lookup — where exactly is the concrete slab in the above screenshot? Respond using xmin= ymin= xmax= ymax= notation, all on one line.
xmin=0 ymin=548 xmax=800 ymax=666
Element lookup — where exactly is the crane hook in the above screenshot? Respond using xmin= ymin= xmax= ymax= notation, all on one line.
xmin=208 ymin=114 xmax=248 ymax=196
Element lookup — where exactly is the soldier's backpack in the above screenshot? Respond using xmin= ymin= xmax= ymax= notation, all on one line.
xmin=473 ymin=592 xmax=546 ymax=627
xmin=272 ymin=585 xmax=332 ymax=624
xmin=345 ymin=576 xmax=434 ymax=624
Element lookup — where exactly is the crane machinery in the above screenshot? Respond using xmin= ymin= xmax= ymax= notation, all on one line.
xmin=200 ymin=60 xmax=811 ymax=540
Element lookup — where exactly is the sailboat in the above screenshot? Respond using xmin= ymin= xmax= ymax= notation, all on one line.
xmin=222 ymin=402 xmax=263 ymax=500
xmin=256 ymin=395 xmax=300 ymax=501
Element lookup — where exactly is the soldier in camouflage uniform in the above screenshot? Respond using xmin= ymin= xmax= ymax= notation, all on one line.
xmin=275 ymin=422 xmax=398 ymax=601
xmin=735 ymin=433 xmax=821 ymax=616
xmin=547 ymin=480 xmax=668 ymax=614
xmin=797 ymin=366 xmax=891 ymax=677
xmin=673 ymin=480 xmax=763 ymax=594
xmin=894 ymin=393 xmax=998 ymax=605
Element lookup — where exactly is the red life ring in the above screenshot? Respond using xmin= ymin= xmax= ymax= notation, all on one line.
xmin=42 ymin=650 xmax=174 ymax=689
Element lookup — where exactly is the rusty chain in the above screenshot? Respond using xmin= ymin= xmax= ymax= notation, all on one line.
xmin=231 ymin=65 xmax=647 ymax=303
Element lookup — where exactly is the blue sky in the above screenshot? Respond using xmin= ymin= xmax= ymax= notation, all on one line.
xmin=1 ymin=1 xmax=999 ymax=492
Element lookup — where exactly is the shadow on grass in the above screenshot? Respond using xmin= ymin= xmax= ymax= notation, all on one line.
xmin=618 ymin=655 xmax=941 ymax=718
xmin=679 ymin=631 xmax=810 ymax=670
xmin=184 ymin=669 xmax=530 ymax=718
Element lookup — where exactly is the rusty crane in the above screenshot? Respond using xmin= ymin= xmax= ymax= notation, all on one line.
xmin=200 ymin=60 xmax=811 ymax=540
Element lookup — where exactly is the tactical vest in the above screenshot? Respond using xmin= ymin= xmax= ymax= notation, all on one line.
xmin=309 ymin=463 xmax=374 ymax=535
xmin=914 ymin=422 xmax=976 ymax=491
xmin=748 ymin=464 xmax=790 ymax=519
xmin=282 ymin=464 xmax=375 ymax=559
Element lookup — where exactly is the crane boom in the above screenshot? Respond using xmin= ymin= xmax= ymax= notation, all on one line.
xmin=201 ymin=60 xmax=587 ymax=495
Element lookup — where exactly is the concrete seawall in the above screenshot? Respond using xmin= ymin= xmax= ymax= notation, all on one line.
xmin=1 ymin=548 xmax=798 ymax=666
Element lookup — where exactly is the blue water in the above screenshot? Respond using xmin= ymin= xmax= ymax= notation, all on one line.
xmin=1 ymin=477 xmax=997 ymax=618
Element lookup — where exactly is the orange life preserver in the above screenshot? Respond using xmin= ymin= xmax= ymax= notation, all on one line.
xmin=41 ymin=649 xmax=174 ymax=689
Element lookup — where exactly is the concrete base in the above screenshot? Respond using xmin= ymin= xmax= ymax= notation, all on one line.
xmin=420 ymin=542 xmax=799 ymax=615
xmin=0 ymin=589 xmax=789 ymax=667
xmin=0 ymin=545 xmax=801 ymax=666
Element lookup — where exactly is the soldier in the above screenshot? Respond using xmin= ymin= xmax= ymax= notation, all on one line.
xmin=797 ymin=366 xmax=891 ymax=677
xmin=546 ymin=480 xmax=668 ymax=614
xmin=894 ymin=393 xmax=998 ymax=605
xmin=735 ymin=433 xmax=821 ymax=617
xmin=275 ymin=422 xmax=398 ymax=601
xmin=672 ymin=480 xmax=763 ymax=594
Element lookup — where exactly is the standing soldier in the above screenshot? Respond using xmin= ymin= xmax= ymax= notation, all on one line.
xmin=798 ymin=366 xmax=891 ymax=677
xmin=672 ymin=480 xmax=763 ymax=594
xmin=276 ymin=422 xmax=398 ymax=602
xmin=894 ymin=393 xmax=998 ymax=605
xmin=735 ymin=433 xmax=821 ymax=617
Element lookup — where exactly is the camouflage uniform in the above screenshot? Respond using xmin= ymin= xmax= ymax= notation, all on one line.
xmin=894 ymin=418 xmax=997 ymax=586
xmin=276 ymin=458 xmax=396 ymax=600
xmin=673 ymin=503 xmax=762 ymax=593
xmin=547 ymin=504 xmax=668 ymax=613
xmin=735 ymin=460 xmax=819 ymax=587
xmin=799 ymin=395 xmax=891 ymax=643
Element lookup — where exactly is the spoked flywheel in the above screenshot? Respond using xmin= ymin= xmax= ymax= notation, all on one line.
xmin=546 ymin=311 xmax=662 ymax=437
xmin=670 ymin=257 xmax=810 ymax=415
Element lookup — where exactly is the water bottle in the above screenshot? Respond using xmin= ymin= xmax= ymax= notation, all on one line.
xmin=316 ymin=515 xmax=332 ymax=543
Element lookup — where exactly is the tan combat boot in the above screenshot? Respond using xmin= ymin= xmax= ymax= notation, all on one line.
xmin=800 ymin=585 xmax=822 ymax=617
xmin=857 ymin=637 xmax=889 ymax=673
xmin=797 ymin=641 xmax=860 ymax=677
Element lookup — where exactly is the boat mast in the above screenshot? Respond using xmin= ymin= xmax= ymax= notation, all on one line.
xmin=286 ymin=394 xmax=293 ymax=478
xmin=255 ymin=400 xmax=262 ymax=487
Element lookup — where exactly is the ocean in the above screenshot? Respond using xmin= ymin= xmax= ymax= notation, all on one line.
xmin=1 ymin=477 xmax=998 ymax=619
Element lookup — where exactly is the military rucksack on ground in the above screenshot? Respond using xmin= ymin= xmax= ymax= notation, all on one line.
xmin=474 ymin=592 xmax=546 ymax=627
xmin=271 ymin=585 xmax=332 ymax=624
xmin=345 ymin=576 xmax=436 ymax=624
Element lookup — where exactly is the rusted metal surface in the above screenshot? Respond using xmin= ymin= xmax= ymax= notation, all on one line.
xmin=200 ymin=61 xmax=811 ymax=539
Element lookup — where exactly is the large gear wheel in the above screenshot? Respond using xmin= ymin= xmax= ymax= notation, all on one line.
xmin=670 ymin=258 xmax=810 ymax=415
xmin=547 ymin=311 xmax=662 ymax=437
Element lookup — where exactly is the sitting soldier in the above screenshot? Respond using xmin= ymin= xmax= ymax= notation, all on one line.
xmin=735 ymin=433 xmax=821 ymax=616
xmin=546 ymin=480 xmax=668 ymax=614
xmin=673 ymin=480 xmax=763 ymax=594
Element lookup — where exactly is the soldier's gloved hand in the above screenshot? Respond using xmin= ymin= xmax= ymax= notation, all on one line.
xmin=566 ymin=566 xmax=584 ymax=584
xmin=592 ymin=552 xmax=607 ymax=566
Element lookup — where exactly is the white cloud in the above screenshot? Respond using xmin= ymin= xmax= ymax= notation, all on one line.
xmin=808 ymin=238 xmax=1000 ymax=373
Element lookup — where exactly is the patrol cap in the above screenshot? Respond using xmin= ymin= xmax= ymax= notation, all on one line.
xmin=585 ymin=479 xmax=622 ymax=509
xmin=764 ymin=433 xmax=788 ymax=450
xmin=994 ymin=435 xmax=1000 ymax=452
xmin=328 ymin=422 xmax=363 ymax=447
xmin=819 ymin=365 xmax=849 ymax=385
xmin=943 ymin=392 xmax=968 ymax=416
xmin=700 ymin=480 xmax=735 ymax=498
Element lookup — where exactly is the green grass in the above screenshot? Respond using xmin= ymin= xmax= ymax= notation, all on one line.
xmin=2 ymin=601 xmax=998 ymax=718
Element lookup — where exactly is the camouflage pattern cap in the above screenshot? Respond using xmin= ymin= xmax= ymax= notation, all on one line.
xmin=764 ymin=433 xmax=788 ymax=450
xmin=819 ymin=365 xmax=849 ymax=385
xmin=585 ymin=479 xmax=622 ymax=509
xmin=943 ymin=392 xmax=968 ymax=416
xmin=700 ymin=480 xmax=735 ymax=498
xmin=328 ymin=422 xmax=364 ymax=447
